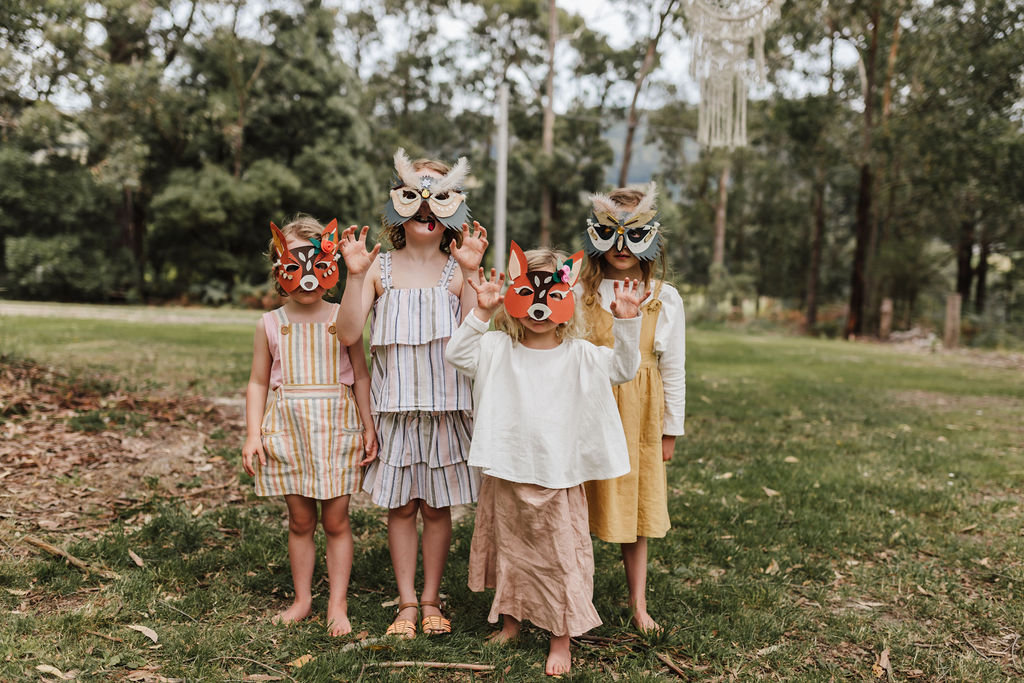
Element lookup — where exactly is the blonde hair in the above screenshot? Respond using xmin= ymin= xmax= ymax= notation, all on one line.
xmin=493 ymin=247 xmax=587 ymax=344
xmin=268 ymin=214 xmax=325 ymax=297
xmin=383 ymin=158 xmax=462 ymax=254
xmin=580 ymin=188 xmax=666 ymax=298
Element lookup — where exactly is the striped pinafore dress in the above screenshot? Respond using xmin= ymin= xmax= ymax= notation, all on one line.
xmin=362 ymin=252 xmax=478 ymax=509
xmin=255 ymin=304 xmax=364 ymax=500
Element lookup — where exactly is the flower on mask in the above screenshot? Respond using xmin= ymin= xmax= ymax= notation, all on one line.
xmin=320 ymin=240 xmax=336 ymax=254
xmin=554 ymin=263 xmax=571 ymax=284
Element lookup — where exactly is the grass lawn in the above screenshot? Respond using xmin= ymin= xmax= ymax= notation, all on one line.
xmin=1 ymin=312 xmax=1023 ymax=681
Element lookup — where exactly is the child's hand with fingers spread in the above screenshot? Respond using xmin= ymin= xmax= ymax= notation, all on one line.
xmin=338 ymin=225 xmax=381 ymax=276
xmin=242 ymin=435 xmax=266 ymax=477
xmin=451 ymin=221 xmax=489 ymax=273
xmin=610 ymin=278 xmax=642 ymax=319
xmin=468 ymin=267 xmax=505 ymax=321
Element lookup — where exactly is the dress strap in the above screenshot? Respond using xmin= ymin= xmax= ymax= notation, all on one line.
xmin=380 ymin=252 xmax=393 ymax=290
xmin=438 ymin=255 xmax=458 ymax=288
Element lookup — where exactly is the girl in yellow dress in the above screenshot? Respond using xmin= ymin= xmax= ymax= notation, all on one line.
xmin=578 ymin=183 xmax=686 ymax=632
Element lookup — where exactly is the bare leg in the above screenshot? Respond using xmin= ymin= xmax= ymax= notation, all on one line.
xmin=274 ymin=495 xmax=317 ymax=624
xmin=622 ymin=537 xmax=660 ymax=632
xmin=419 ymin=502 xmax=452 ymax=622
xmin=321 ymin=495 xmax=353 ymax=636
xmin=546 ymin=633 xmax=572 ymax=675
xmin=486 ymin=614 xmax=520 ymax=644
xmin=388 ymin=499 xmax=421 ymax=631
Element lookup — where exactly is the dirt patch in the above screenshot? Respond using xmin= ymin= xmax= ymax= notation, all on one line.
xmin=0 ymin=357 xmax=248 ymax=552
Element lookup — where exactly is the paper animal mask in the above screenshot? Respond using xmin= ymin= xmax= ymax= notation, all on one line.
xmin=383 ymin=148 xmax=471 ymax=233
xmin=271 ymin=219 xmax=341 ymax=293
xmin=584 ymin=182 xmax=662 ymax=261
xmin=503 ymin=241 xmax=583 ymax=325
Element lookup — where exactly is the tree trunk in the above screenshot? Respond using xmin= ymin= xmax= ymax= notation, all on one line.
xmin=844 ymin=4 xmax=880 ymax=340
xmin=538 ymin=0 xmax=557 ymax=247
xmin=712 ymin=163 xmax=729 ymax=268
xmin=807 ymin=162 xmax=825 ymax=327
xmin=120 ymin=186 xmax=146 ymax=301
xmin=974 ymin=229 xmax=989 ymax=314
xmin=618 ymin=0 xmax=677 ymax=187
xmin=956 ymin=219 xmax=974 ymax=306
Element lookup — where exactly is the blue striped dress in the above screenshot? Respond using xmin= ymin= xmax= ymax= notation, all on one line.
xmin=361 ymin=252 xmax=478 ymax=508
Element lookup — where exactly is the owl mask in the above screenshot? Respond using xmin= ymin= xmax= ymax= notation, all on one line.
xmin=504 ymin=241 xmax=584 ymax=325
xmin=271 ymin=219 xmax=341 ymax=293
xmin=383 ymin=148 xmax=471 ymax=233
xmin=584 ymin=182 xmax=662 ymax=261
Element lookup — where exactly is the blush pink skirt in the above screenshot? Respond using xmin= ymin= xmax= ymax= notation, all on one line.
xmin=468 ymin=475 xmax=601 ymax=637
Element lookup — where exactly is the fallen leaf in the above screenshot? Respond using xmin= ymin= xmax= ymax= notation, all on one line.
xmin=242 ymin=676 xmax=282 ymax=682
xmin=915 ymin=584 xmax=934 ymax=597
xmin=35 ymin=664 xmax=70 ymax=679
xmin=906 ymin=669 xmax=925 ymax=679
xmin=288 ymin=654 xmax=313 ymax=668
xmin=128 ymin=550 xmax=145 ymax=567
xmin=191 ymin=503 xmax=203 ymax=517
xmin=354 ymin=630 xmax=368 ymax=641
xmin=959 ymin=523 xmax=978 ymax=533
xmin=380 ymin=597 xmax=400 ymax=608
xmin=762 ymin=486 xmax=780 ymax=497
xmin=714 ymin=472 xmax=733 ymax=480
xmin=699 ymin=395 xmax=712 ymax=404
xmin=126 ymin=624 xmax=158 ymax=643
xmin=5 ymin=588 xmax=29 ymax=596
xmin=973 ymin=557 xmax=991 ymax=567
xmin=764 ymin=559 xmax=780 ymax=575
xmin=756 ymin=642 xmax=783 ymax=656
xmin=872 ymin=647 xmax=891 ymax=678
xmin=783 ymin=456 xmax=799 ymax=463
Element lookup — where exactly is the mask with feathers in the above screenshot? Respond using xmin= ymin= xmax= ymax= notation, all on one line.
xmin=584 ymin=182 xmax=662 ymax=261
xmin=383 ymin=148 xmax=471 ymax=234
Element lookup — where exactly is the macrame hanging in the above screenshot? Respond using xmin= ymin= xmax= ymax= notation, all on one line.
xmin=684 ymin=0 xmax=782 ymax=148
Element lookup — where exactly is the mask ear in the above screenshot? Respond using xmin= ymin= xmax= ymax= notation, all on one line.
xmin=508 ymin=241 xmax=528 ymax=281
xmin=566 ymin=250 xmax=584 ymax=288
xmin=270 ymin=222 xmax=288 ymax=259
xmin=321 ymin=218 xmax=339 ymax=242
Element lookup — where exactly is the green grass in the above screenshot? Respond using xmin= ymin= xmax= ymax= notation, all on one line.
xmin=2 ymin=318 xmax=1024 ymax=680
xmin=0 ymin=314 xmax=254 ymax=394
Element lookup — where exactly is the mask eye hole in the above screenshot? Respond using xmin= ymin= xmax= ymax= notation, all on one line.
xmin=314 ymin=262 xmax=329 ymax=271
xmin=600 ymin=226 xmax=615 ymax=237
xmin=513 ymin=286 xmax=533 ymax=296
xmin=627 ymin=229 xmax=646 ymax=240
xmin=284 ymin=264 xmax=300 ymax=273
xmin=403 ymin=190 xmax=418 ymax=200
xmin=549 ymin=290 xmax=565 ymax=301
xmin=434 ymin=192 xmax=449 ymax=201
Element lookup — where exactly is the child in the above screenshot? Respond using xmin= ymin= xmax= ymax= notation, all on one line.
xmin=578 ymin=183 xmax=686 ymax=633
xmin=446 ymin=242 xmax=642 ymax=676
xmin=335 ymin=149 xmax=488 ymax=637
xmin=242 ymin=215 xmax=377 ymax=636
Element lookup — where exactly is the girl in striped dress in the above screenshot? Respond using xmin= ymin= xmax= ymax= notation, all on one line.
xmin=335 ymin=150 xmax=488 ymax=638
xmin=243 ymin=215 xmax=377 ymax=636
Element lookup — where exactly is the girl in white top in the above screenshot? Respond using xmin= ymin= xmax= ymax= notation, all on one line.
xmin=445 ymin=243 xmax=642 ymax=676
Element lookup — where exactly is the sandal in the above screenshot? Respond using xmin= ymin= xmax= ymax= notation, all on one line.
xmin=420 ymin=599 xmax=451 ymax=636
xmin=384 ymin=602 xmax=419 ymax=639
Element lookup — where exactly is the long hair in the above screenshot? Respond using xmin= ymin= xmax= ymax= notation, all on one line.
xmin=382 ymin=158 xmax=462 ymax=254
xmin=493 ymin=247 xmax=587 ymax=344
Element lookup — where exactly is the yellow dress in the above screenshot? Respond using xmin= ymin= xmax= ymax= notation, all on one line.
xmin=582 ymin=281 xmax=670 ymax=543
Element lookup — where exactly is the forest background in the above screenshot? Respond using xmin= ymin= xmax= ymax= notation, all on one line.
xmin=2 ymin=0 xmax=1023 ymax=345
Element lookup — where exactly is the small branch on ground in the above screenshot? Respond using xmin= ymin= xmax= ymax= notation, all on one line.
xmin=214 ymin=656 xmax=297 ymax=682
xmin=656 ymin=652 xmax=688 ymax=678
xmin=18 ymin=533 xmax=121 ymax=580
xmin=363 ymin=661 xmax=495 ymax=672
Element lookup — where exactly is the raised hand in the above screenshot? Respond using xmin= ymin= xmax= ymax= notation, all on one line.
xmin=468 ymin=267 xmax=505 ymax=316
xmin=610 ymin=278 xmax=642 ymax=319
xmin=338 ymin=225 xmax=380 ymax=276
xmin=451 ymin=221 xmax=488 ymax=273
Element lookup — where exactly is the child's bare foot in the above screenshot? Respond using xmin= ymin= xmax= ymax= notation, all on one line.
xmin=272 ymin=600 xmax=311 ymax=625
xmin=485 ymin=615 xmax=520 ymax=644
xmin=327 ymin=601 xmax=352 ymax=636
xmin=631 ymin=608 xmax=662 ymax=634
xmin=545 ymin=634 xmax=571 ymax=676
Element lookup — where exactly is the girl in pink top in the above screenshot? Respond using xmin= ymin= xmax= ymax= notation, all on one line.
xmin=243 ymin=215 xmax=376 ymax=636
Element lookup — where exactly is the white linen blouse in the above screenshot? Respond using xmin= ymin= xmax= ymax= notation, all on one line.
xmin=445 ymin=312 xmax=642 ymax=489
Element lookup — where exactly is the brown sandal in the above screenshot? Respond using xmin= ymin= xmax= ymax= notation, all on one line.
xmin=384 ymin=602 xmax=418 ymax=639
xmin=420 ymin=599 xmax=451 ymax=636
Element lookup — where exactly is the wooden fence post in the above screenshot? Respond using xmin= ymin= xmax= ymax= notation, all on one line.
xmin=944 ymin=293 xmax=961 ymax=349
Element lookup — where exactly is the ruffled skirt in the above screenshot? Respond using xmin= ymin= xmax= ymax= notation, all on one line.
xmin=362 ymin=410 xmax=478 ymax=508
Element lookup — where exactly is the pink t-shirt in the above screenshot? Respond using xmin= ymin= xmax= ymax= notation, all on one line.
xmin=262 ymin=304 xmax=354 ymax=389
